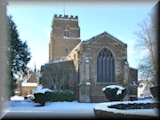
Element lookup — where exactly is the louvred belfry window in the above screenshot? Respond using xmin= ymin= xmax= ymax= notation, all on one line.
xmin=97 ymin=48 xmax=115 ymax=83
xmin=64 ymin=26 xmax=69 ymax=37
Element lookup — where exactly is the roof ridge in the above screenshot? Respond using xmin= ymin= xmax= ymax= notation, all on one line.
xmin=82 ymin=31 xmax=127 ymax=46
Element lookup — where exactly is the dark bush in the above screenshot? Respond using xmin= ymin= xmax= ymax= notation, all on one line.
xmin=102 ymin=85 xmax=127 ymax=101
xmin=34 ymin=89 xmax=74 ymax=104
xmin=33 ymin=84 xmax=51 ymax=106
xmin=34 ymin=93 xmax=48 ymax=106
xmin=48 ymin=90 xmax=74 ymax=102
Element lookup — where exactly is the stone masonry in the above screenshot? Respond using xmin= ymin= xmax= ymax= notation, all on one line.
xmin=49 ymin=14 xmax=81 ymax=61
xmin=43 ymin=14 xmax=138 ymax=103
xmin=66 ymin=32 xmax=138 ymax=102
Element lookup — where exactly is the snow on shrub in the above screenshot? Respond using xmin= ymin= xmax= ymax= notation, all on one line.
xmin=33 ymin=84 xmax=74 ymax=105
xmin=102 ymin=85 xmax=127 ymax=101
xmin=33 ymin=84 xmax=51 ymax=94
xmin=33 ymin=84 xmax=51 ymax=106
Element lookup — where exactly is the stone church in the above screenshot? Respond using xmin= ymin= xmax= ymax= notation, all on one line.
xmin=40 ymin=14 xmax=138 ymax=103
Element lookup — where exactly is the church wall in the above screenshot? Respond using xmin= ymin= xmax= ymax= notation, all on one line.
xmin=128 ymin=67 xmax=138 ymax=100
xmin=69 ymin=29 xmax=80 ymax=38
xmin=80 ymin=35 xmax=127 ymax=85
xmin=78 ymin=36 xmax=128 ymax=102
xmin=129 ymin=67 xmax=138 ymax=83
xmin=50 ymin=38 xmax=80 ymax=60
xmin=66 ymin=34 xmax=131 ymax=102
xmin=39 ymin=60 xmax=79 ymax=100
xmin=40 ymin=60 xmax=75 ymax=88
xmin=65 ymin=33 xmax=138 ymax=102
xmin=51 ymin=15 xmax=80 ymax=38
xmin=49 ymin=42 xmax=52 ymax=61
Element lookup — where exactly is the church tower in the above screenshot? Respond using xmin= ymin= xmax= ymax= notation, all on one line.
xmin=49 ymin=14 xmax=81 ymax=61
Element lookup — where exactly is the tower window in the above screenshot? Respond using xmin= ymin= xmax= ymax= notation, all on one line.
xmin=64 ymin=26 xmax=69 ymax=37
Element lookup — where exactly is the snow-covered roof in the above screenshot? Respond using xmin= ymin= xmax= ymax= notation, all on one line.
xmin=21 ymin=83 xmax=38 ymax=87
xmin=44 ymin=59 xmax=72 ymax=66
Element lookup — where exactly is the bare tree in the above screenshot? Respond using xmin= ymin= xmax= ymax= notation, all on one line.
xmin=50 ymin=61 xmax=75 ymax=90
xmin=134 ymin=12 xmax=157 ymax=84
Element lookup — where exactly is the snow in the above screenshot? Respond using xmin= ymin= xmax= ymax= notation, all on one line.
xmin=64 ymin=36 xmax=80 ymax=39
xmin=3 ymin=96 xmax=159 ymax=119
xmin=4 ymin=98 xmax=97 ymax=117
xmin=22 ymin=82 xmax=38 ymax=87
xmin=104 ymin=85 xmax=125 ymax=90
xmin=130 ymin=81 xmax=138 ymax=86
xmin=33 ymin=84 xmax=51 ymax=94
xmin=8 ymin=100 xmax=96 ymax=111
xmin=86 ymin=82 xmax=91 ymax=85
xmin=10 ymin=96 xmax=24 ymax=101
xmin=1 ymin=98 xmax=97 ymax=119
xmin=102 ymin=85 xmax=125 ymax=95
xmin=85 ymin=58 xmax=89 ymax=63
xmin=138 ymin=95 xmax=153 ymax=100
xmin=78 ymin=82 xmax=82 ymax=86
xmin=116 ymin=90 xmax=122 ymax=95
xmin=44 ymin=59 xmax=72 ymax=65
xmin=94 ymin=99 xmax=159 ymax=117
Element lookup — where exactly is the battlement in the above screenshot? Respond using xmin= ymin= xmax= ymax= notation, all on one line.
xmin=54 ymin=14 xmax=78 ymax=20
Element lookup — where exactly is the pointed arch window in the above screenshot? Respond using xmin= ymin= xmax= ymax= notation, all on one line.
xmin=97 ymin=48 xmax=115 ymax=83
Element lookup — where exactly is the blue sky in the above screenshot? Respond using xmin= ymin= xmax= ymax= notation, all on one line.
xmin=7 ymin=0 xmax=158 ymax=75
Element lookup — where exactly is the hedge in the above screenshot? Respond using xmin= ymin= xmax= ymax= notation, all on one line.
xmin=34 ymin=90 xmax=74 ymax=106
xmin=48 ymin=90 xmax=74 ymax=102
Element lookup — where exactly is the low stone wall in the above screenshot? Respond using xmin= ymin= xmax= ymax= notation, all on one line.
xmin=94 ymin=100 xmax=159 ymax=118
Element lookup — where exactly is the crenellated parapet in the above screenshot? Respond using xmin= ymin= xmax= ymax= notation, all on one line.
xmin=54 ymin=14 xmax=78 ymax=20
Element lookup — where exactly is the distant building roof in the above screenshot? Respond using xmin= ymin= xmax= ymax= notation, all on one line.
xmin=23 ymin=71 xmax=39 ymax=83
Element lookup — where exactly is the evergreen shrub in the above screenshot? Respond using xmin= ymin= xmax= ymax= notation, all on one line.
xmin=34 ymin=89 xmax=74 ymax=105
xmin=48 ymin=90 xmax=74 ymax=102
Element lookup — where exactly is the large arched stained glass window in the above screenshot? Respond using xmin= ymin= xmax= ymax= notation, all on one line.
xmin=97 ymin=48 xmax=115 ymax=82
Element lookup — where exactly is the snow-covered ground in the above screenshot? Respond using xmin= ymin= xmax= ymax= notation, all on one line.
xmin=1 ymin=95 xmax=159 ymax=119
xmin=2 ymin=96 xmax=97 ymax=119
xmin=8 ymin=97 xmax=97 ymax=111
